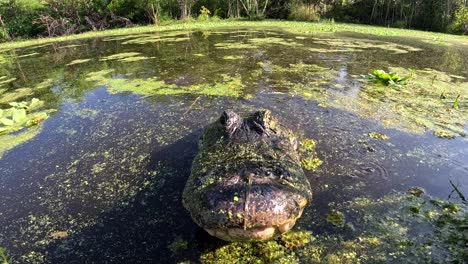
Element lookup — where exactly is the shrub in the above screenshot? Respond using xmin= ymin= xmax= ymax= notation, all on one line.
xmin=289 ymin=3 xmax=320 ymax=22
xmin=447 ymin=5 xmax=468 ymax=34
xmin=197 ymin=6 xmax=211 ymax=22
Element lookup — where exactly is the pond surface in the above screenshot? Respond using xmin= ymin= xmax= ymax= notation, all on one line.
xmin=0 ymin=27 xmax=467 ymax=263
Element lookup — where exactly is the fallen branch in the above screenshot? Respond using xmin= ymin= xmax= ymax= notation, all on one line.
xmin=184 ymin=95 xmax=201 ymax=115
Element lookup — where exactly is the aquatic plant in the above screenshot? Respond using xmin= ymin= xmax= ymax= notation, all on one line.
xmin=0 ymin=98 xmax=49 ymax=134
xmin=452 ymin=94 xmax=461 ymax=108
xmin=85 ymin=70 xmax=246 ymax=98
xmin=326 ymin=210 xmax=345 ymax=226
xmin=365 ymin=69 xmax=411 ymax=86
xmin=0 ymin=247 xmax=12 ymax=264
xmin=298 ymin=138 xmax=322 ymax=171
xmin=66 ymin=59 xmax=91 ymax=66
xmin=368 ymin=132 xmax=389 ymax=140
xmin=99 ymin=52 xmax=153 ymax=62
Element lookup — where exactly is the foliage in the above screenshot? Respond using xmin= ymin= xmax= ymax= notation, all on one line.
xmin=0 ymin=247 xmax=12 ymax=264
xmin=197 ymin=6 xmax=211 ymax=22
xmin=0 ymin=98 xmax=50 ymax=135
xmin=288 ymin=2 xmax=320 ymax=22
xmin=447 ymin=5 xmax=468 ymax=34
xmin=365 ymin=69 xmax=411 ymax=86
xmin=298 ymin=138 xmax=322 ymax=171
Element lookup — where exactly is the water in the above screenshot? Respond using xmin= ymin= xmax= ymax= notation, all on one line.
xmin=0 ymin=28 xmax=467 ymax=263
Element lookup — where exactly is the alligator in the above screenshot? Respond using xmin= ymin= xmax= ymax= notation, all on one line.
xmin=183 ymin=110 xmax=312 ymax=241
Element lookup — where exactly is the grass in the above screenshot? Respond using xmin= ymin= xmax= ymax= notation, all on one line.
xmin=1 ymin=19 xmax=467 ymax=51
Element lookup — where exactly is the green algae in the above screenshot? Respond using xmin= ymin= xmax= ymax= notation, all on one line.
xmin=168 ymin=238 xmax=188 ymax=254
xmin=0 ymin=247 xmax=12 ymax=264
xmin=310 ymin=37 xmax=423 ymax=54
xmin=326 ymin=210 xmax=345 ymax=226
xmin=214 ymin=42 xmax=257 ymax=49
xmin=121 ymin=36 xmax=190 ymax=45
xmin=0 ymin=77 xmax=16 ymax=86
xmin=100 ymin=52 xmax=141 ymax=61
xmin=298 ymin=138 xmax=323 ymax=171
xmin=249 ymin=37 xmax=303 ymax=47
xmin=368 ymin=132 xmax=389 ymax=140
xmin=85 ymin=70 xmax=245 ymax=98
xmin=200 ymin=231 xmax=313 ymax=264
xmin=0 ymin=88 xmax=33 ymax=104
xmin=308 ymin=67 xmax=468 ymax=138
xmin=66 ymin=59 xmax=91 ymax=66
xmin=222 ymin=55 xmax=243 ymax=60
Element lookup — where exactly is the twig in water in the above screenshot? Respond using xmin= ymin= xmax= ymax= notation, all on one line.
xmin=449 ymin=179 xmax=466 ymax=203
xmin=184 ymin=95 xmax=201 ymax=115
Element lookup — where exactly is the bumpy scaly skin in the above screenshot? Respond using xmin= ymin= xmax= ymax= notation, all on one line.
xmin=183 ymin=110 xmax=312 ymax=241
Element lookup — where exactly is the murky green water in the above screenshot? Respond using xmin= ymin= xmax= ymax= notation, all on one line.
xmin=0 ymin=28 xmax=467 ymax=263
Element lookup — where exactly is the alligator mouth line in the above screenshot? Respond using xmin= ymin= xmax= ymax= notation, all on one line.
xmin=204 ymin=203 xmax=306 ymax=241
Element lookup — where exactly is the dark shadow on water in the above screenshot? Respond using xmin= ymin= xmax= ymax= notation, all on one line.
xmin=45 ymin=129 xmax=223 ymax=263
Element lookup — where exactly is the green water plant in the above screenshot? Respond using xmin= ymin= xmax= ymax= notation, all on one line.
xmin=0 ymin=98 xmax=49 ymax=134
xmin=365 ymin=69 xmax=412 ymax=86
xmin=298 ymin=138 xmax=322 ymax=171
xmin=368 ymin=132 xmax=389 ymax=140
xmin=452 ymin=94 xmax=461 ymax=108
xmin=0 ymin=247 xmax=12 ymax=264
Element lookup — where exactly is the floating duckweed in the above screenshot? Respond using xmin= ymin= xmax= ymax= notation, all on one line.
xmin=408 ymin=187 xmax=424 ymax=197
xmin=214 ymin=42 xmax=257 ymax=49
xmin=368 ymin=132 xmax=390 ymax=140
xmin=433 ymin=130 xmax=456 ymax=139
xmin=85 ymin=70 xmax=245 ymax=98
xmin=301 ymin=157 xmax=323 ymax=171
xmin=299 ymin=139 xmax=316 ymax=152
xmin=327 ymin=210 xmax=345 ymax=226
xmin=99 ymin=52 xmax=147 ymax=62
xmin=58 ymin=44 xmax=85 ymax=49
xmin=298 ymin=138 xmax=322 ymax=171
xmin=168 ymin=238 xmax=188 ymax=254
xmin=0 ymin=77 xmax=16 ymax=85
xmin=17 ymin=52 xmax=39 ymax=58
xmin=66 ymin=59 xmax=91 ymax=66
xmin=249 ymin=37 xmax=303 ymax=47
xmin=200 ymin=231 xmax=312 ymax=264
xmin=308 ymin=47 xmax=361 ymax=53
xmin=0 ymin=88 xmax=33 ymax=104
xmin=122 ymin=36 xmax=190 ymax=45
xmin=310 ymin=37 xmax=423 ymax=54
xmin=222 ymin=55 xmax=243 ymax=60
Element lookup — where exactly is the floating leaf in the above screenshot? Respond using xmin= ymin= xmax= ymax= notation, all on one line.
xmin=9 ymin=101 xmax=28 ymax=109
xmin=452 ymin=95 xmax=460 ymax=109
xmin=29 ymin=98 xmax=44 ymax=110
xmin=0 ymin=118 xmax=14 ymax=126
xmin=12 ymin=108 xmax=27 ymax=123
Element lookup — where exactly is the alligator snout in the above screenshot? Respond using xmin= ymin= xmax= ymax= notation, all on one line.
xmin=183 ymin=110 xmax=312 ymax=241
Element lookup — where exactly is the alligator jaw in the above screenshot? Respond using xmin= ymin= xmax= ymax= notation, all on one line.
xmin=204 ymin=200 xmax=306 ymax=242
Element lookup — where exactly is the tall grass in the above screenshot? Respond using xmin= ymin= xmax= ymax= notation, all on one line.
xmin=289 ymin=4 xmax=320 ymax=22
